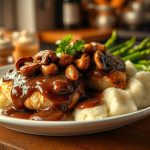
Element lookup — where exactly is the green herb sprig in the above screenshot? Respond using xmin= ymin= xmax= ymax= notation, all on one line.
xmin=56 ymin=35 xmax=85 ymax=56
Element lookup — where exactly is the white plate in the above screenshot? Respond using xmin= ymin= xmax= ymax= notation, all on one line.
xmin=0 ymin=65 xmax=150 ymax=136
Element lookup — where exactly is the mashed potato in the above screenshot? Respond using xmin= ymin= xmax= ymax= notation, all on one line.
xmin=74 ymin=87 xmax=138 ymax=121
xmin=103 ymin=88 xmax=137 ymax=116
xmin=125 ymin=60 xmax=137 ymax=78
xmin=74 ymin=62 xmax=150 ymax=121
xmin=74 ymin=104 xmax=108 ymax=121
xmin=128 ymin=71 xmax=150 ymax=108
xmin=135 ymin=71 xmax=150 ymax=91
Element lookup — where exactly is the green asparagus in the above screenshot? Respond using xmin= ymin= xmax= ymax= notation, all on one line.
xmin=122 ymin=49 xmax=150 ymax=62
xmin=109 ymin=38 xmax=135 ymax=53
xmin=127 ymin=37 xmax=150 ymax=54
xmin=105 ymin=30 xmax=117 ymax=48
xmin=134 ymin=64 xmax=150 ymax=71
xmin=112 ymin=37 xmax=136 ymax=56
xmin=147 ymin=42 xmax=150 ymax=48
xmin=105 ymin=33 xmax=149 ymax=71
xmin=137 ymin=60 xmax=150 ymax=65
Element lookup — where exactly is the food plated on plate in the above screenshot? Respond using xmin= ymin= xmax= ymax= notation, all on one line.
xmin=0 ymin=35 xmax=150 ymax=121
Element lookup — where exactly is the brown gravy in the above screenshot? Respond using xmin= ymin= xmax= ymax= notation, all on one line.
xmin=1 ymin=52 xmax=126 ymax=121
xmin=2 ymin=105 xmax=33 ymax=119
xmin=2 ymin=105 xmax=67 ymax=121
xmin=76 ymin=93 xmax=103 ymax=109
xmin=2 ymin=70 xmax=85 ymax=120
xmin=2 ymin=70 xmax=82 ymax=110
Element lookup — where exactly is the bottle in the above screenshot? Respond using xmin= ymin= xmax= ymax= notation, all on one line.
xmin=63 ymin=0 xmax=82 ymax=29
xmin=0 ymin=32 xmax=14 ymax=66
xmin=55 ymin=0 xmax=63 ymax=29
xmin=12 ymin=30 xmax=39 ymax=62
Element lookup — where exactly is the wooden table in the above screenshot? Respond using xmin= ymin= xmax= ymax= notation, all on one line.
xmin=39 ymin=28 xmax=112 ymax=43
xmin=0 ymin=116 xmax=150 ymax=150
xmin=4 ymin=28 xmax=112 ymax=44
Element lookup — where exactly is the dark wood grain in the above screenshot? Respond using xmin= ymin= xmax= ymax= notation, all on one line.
xmin=0 ymin=116 xmax=150 ymax=150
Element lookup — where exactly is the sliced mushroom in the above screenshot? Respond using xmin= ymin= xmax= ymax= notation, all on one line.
xmin=33 ymin=50 xmax=57 ymax=65
xmin=75 ymin=53 xmax=91 ymax=71
xmin=94 ymin=50 xmax=105 ymax=71
xmin=84 ymin=42 xmax=106 ymax=53
xmin=41 ymin=63 xmax=58 ymax=76
xmin=52 ymin=79 xmax=74 ymax=94
xmin=65 ymin=65 xmax=79 ymax=81
xmin=59 ymin=54 xmax=74 ymax=66
xmin=68 ymin=91 xmax=80 ymax=110
xmin=15 ymin=57 xmax=33 ymax=70
xmin=20 ymin=63 xmax=41 ymax=76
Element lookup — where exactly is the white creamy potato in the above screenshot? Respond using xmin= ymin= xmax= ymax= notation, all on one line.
xmin=125 ymin=60 xmax=137 ymax=78
xmin=128 ymin=71 xmax=150 ymax=108
xmin=74 ymin=104 xmax=108 ymax=121
xmin=127 ymin=77 xmax=146 ymax=108
xmin=135 ymin=71 xmax=150 ymax=91
xmin=103 ymin=88 xmax=137 ymax=116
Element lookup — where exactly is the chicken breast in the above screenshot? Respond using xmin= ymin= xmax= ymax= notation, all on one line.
xmin=0 ymin=80 xmax=82 ymax=111
xmin=88 ymin=71 xmax=127 ymax=91
xmin=87 ymin=51 xmax=127 ymax=91
xmin=0 ymin=80 xmax=53 ymax=110
xmin=0 ymin=93 xmax=11 ymax=108
xmin=0 ymin=78 xmax=12 ymax=102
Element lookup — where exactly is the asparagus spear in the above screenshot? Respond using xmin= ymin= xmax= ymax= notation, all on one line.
xmin=127 ymin=37 xmax=150 ymax=54
xmin=112 ymin=37 xmax=136 ymax=56
xmin=147 ymin=42 xmax=150 ymax=48
xmin=105 ymin=30 xmax=117 ymax=49
xmin=137 ymin=60 xmax=150 ymax=65
xmin=109 ymin=38 xmax=134 ymax=53
xmin=122 ymin=49 xmax=150 ymax=62
xmin=134 ymin=64 xmax=150 ymax=71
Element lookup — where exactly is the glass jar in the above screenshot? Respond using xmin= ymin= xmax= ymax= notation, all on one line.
xmin=13 ymin=30 xmax=39 ymax=62
xmin=63 ymin=0 xmax=82 ymax=29
xmin=94 ymin=5 xmax=117 ymax=28
xmin=0 ymin=32 xmax=14 ymax=66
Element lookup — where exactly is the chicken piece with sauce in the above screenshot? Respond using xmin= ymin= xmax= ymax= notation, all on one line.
xmin=0 ymin=40 xmax=127 ymax=121
xmin=0 ymin=50 xmax=85 ymax=120
xmin=84 ymin=43 xmax=127 ymax=91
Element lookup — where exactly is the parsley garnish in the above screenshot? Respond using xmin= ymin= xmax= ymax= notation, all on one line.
xmin=56 ymin=35 xmax=85 ymax=56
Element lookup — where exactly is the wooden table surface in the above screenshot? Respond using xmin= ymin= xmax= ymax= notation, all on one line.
xmin=0 ymin=116 xmax=150 ymax=150
xmin=39 ymin=28 xmax=112 ymax=43
xmin=4 ymin=28 xmax=112 ymax=45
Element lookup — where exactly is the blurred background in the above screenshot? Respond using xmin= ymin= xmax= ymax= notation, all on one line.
xmin=0 ymin=0 xmax=150 ymax=66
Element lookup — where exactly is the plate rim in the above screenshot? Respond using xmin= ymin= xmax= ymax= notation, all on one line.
xmin=0 ymin=106 xmax=150 ymax=126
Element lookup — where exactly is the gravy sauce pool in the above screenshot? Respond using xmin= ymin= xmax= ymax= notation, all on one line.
xmin=2 ymin=105 xmax=33 ymax=119
xmin=2 ymin=105 xmax=67 ymax=121
xmin=77 ymin=93 xmax=103 ymax=109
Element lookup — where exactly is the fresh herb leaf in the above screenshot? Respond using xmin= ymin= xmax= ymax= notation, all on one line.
xmin=56 ymin=35 xmax=85 ymax=56
xmin=72 ymin=40 xmax=85 ymax=51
